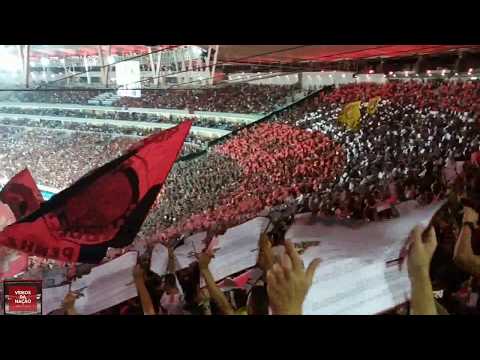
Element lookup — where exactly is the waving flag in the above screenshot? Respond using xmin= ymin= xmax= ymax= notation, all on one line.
xmin=0 ymin=169 xmax=41 ymax=279
xmin=0 ymin=121 xmax=192 ymax=264
xmin=338 ymin=101 xmax=361 ymax=130
xmin=367 ymin=96 xmax=381 ymax=115
xmin=0 ymin=202 xmax=28 ymax=280
xmin=0 ymin=168 xmax=43 ymax=221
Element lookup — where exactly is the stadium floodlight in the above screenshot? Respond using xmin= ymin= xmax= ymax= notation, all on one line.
xmin=41 ymin=57 xmax=50 ymax=67
xmin=190 ymin=46 xmax=203 ymax=57
xmin=342 ymin=73 xmax=346 ymax=78
xmin=0 ymin=46 xmax=22 ymax=72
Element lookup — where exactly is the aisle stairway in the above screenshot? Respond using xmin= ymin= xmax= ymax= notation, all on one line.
xmin=87 ymin=92 xmax=121 ymax=106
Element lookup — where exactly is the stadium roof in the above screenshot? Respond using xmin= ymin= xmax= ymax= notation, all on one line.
xmin=28 ymin=45 xmax=175 ymax=58
xmin=19 ymin=45 xmax=480 ymax=63
xmin=201 ymin=45 xmax=480 ymax=64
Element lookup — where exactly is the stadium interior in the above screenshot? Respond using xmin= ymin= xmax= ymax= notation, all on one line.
xmin=1 ymin=44 xmax=480 ymax=315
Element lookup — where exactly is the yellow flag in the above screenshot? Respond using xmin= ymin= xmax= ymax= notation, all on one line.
xmin=338 ymin=101 xmax=361 ymax=130
xmin=367 ymin=96 xmax=381 ymax=115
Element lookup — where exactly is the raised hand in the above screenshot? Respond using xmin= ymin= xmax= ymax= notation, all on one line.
xmin=267 ymin=240 xmax=321 ymax=315
xmin=257 ymin=233 xmax=274 ymax=272
xmin=133 ymin=264 xmax=146 ymax=281
xmin=407 ymin=226 xmax=437 ymax=279
xmin=463 ymin=206 xmax=479 ymax=225
xmin=63 ymin=292 xmax=79 ymax=315
xmin=197 ymin=250 xmax=213 ymax=271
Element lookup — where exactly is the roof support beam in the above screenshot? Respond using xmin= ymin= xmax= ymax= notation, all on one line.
xmin=210 ymin=45 xmax=219 ymax=86
xmin=16 ymin=45 xmax=31 ymax=88
xmin=97 ymin=45 xmax=108 ymax=87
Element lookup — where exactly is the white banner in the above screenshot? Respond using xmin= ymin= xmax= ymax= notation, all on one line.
xmin=207 ymin=217 xmax=270 ymax=282
xmin=287 ymin=200 xmax=445 ymax=264
xmin=42 ymin=284 xmax=69 ymax=315
xmin=70 ymin=252 xmax=138 ymax=315
xmin=154 ymin=218 xmax=271 ymax=282
xmin=116 ymin=60 xmax=141 ymax=98
xmin=150 ymin=243 xmax=169 ymax=277
xmin=285 ymin=200 xmax=445 ymax=315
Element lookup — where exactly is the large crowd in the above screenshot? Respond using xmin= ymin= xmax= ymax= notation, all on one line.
xmin=2 ymin=84 xmax=298 ymax=115
xmin=0 ymin=106 xmax=248 ymax=131
xmin=115 ymin=84 xmax=297 ymax=114
xmin=0 ymin=126 xmax=136 ymax=189
xmin=6 ymin=90 xmax=103 ymax=105
xmin=135 ymin=122 xmax=344 ymax=248
xmin=2 ymin=79 xmax=480 ymax=315
xmin=0 ymin=117 xmax=215 ymax=151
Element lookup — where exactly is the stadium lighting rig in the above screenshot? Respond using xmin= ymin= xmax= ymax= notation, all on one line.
xmin=0 ymin=45 xmax=22 ymax=72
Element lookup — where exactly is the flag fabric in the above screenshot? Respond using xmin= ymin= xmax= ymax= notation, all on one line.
xmin=0 ymin=168 xmax=43 ymax=221
xmin=0 ymin=121 xmax=192 ymax=264
xmin=367 ymin=96 xmax=381 ymax=115
xmin=0 ymin=246 xmax=28 ymax=280
xmin=338 ymin=101 xmax=362 ymax=130
xmin=0 ymin=169 xmax=41 ymax=280
xmin=0 ymin=202 xmax=15 ymax=231
xmin=0 ymin=202 xmax=28 ymax=280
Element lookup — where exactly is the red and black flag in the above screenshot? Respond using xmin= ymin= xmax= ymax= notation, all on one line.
xmin=0 ymin=168 xmax=43 ymax=220
xmin=0 ymin=121 xmax=192 ymax=264
xmin=0 ymin=169 xmax=40 ymax=280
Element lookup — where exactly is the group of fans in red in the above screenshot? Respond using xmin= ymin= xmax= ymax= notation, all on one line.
xmin=1 ymin=79 xmax=480 ymax=315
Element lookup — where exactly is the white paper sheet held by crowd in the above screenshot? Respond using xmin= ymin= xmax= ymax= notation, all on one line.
xmin=286 ymin=200 xmax=445 ymax=315
xmin=71 ymin=252 xmax=138 ymax=315
xmin=287 ymin=200 xmax=445 ymax=263
xmin=158 ymin=217 xmax=270 ymax=282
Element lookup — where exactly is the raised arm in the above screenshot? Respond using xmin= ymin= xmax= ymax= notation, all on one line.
xmin=198 ymin=252 xmax=235 ymax=315
xmin=167 ymin=245 xmax=176 ymax=274
xmin=407 ymin=226 xmax=438 ymax=315
xmin=453 ymin=206 xmax=480 ymax=277
xmin=133 ymin=264 xmax=156 ymax=315
xmin=62 ymin=292 xmax=79 ymax=315
xmin=257 ymin=232 xmax=274 ymax=275
xmin=266 ymin=240 xmax=321 ymax=315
